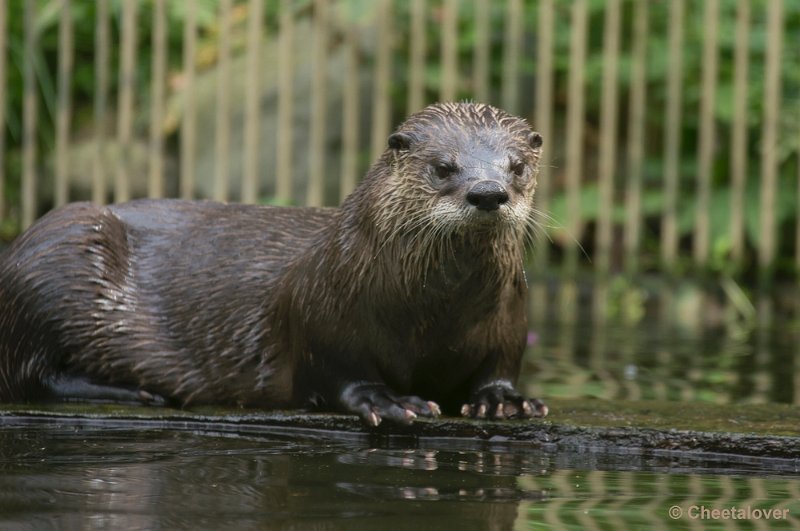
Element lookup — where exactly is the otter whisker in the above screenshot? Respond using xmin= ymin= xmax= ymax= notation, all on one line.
xmin=528 ymin=207 xmax=590 ymax=262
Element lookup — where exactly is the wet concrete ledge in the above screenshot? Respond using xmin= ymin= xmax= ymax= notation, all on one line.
xmin=0 ymin=398 xmax=798 ymax=463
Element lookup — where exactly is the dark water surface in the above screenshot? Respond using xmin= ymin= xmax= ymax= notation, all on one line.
xmin=522 ymin=282 xmax=800 ymax=406
xmin=2 ymin=283 xmax=800 ymax=529
xmin=1 ymin=421 xmax=798 ymax=530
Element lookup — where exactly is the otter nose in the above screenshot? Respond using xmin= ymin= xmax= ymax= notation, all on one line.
xmin=466 ymin=181 xmax=509 ymax=211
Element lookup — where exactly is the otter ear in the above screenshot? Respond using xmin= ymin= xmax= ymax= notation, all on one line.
xmin=388 ymin=132 xmax=414 ymax=151
xmin=527 ymin=131 xmax=543 ymax=149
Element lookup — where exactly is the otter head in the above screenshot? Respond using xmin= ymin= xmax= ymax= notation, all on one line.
xmin=381 ymin=102 xmax=542 ymax=238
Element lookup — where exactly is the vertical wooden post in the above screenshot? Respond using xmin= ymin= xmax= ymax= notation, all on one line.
xmin=213 ymin=0 xmax=233 ymax=202
xmin=276 ymin=0 xmax=295 ymax=203
xmin=180 ymin=0 xmax=198 ymax=200
xmin=534 ymin=0 xmax=554 ymax=269
xmin=308 ymin=0 xmax=328 ymax=207
xmin=624 ymin=0 xmax=648 ymax=275
xmin=564 ymin=0 xmax=588 ymax=278
xmin=407 ymin=0 xmax=427 ymax=114
xmin=660 ymin=0 xmax=684 ymax=272
xmin=92 ymin=0 xmax=110 ymax=204
xmin=242 ymin=0 xmax=264 ymax=205
xmin=55 ymin=0 xmax=73 ymax=208
xmin=501 ymin=0 xmax=522 ymax=114
xmin=596 ymin=0 xmax=621 ymax=278
xmin=694 ymin=0 xmax=719 ymax=267
xmin=472 ymin=0 xmax=489 ymax=103
xmin=115 ymin=0 xmax=137 ymax=203
xmin=340 ymin=28 xmax=360 ymax=202
xmin=758 ymin=0 xmax=784 ymax=279
xmin=370 ymin=0 xmax=393 ymax=163
xmin=439 ymin=0 xmax=458 ymax=102
xmin=729 ymin=1 xmax=750 ymax=266
xmin=22 ymin=0 xmax=38 ymax=228
xmin=149 ymin=0 xmax=167 ymax=199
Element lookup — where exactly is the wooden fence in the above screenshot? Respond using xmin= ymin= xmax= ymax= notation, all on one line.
xmin=0 ymin=0 xmax=796 ymax=281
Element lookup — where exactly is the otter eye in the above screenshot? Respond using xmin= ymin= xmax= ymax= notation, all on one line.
xmin=510 ymin=160 xmax=526 ymax=177
xmin=435 ymin=162 xmax=458 ymax=180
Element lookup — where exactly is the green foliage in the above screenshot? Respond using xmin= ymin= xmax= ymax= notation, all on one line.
xmin=548 ymin=172 xmax=798 ymax=275
xmin=383 ymin=0 xmax=800 ymax=276
xmin=3 ymin=0 xmax=238 ymax=138
xmin=2 ymin=0 xmax=798 ymax=276
xmin=536 ymin=0 xmax=799 ymax=275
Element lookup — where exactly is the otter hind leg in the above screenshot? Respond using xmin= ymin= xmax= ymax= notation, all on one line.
xmin=47 ymin=374 xmax=166 ymax=406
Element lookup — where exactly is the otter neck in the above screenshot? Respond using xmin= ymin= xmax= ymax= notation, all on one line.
xmin=342 ymin=213 xmax=524 ymax=307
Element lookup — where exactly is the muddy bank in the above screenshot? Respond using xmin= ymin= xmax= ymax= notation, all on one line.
xmin=0 ymin=398 xmax=798 ymax=463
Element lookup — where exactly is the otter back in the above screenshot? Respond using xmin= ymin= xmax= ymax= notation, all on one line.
xmin=0 ymin=102 xmax=548 ymax=425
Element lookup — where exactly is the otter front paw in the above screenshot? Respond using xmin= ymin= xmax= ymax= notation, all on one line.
xmin=340 ymin=382 xmax=441 ymax=427
xmin=461 ymin=380 xmax=548 ymax=419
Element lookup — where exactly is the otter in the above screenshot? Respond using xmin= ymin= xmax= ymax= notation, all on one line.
xmin=0 ymin=102 xmax=547 ymax=426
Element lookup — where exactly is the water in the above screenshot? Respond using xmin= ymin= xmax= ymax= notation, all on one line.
xmin=523 ymin=281 xmax=800 ymax=405
xmin=1 ymin=282 xmax=799 ymax=529
xmin=1 ymin=422 xmax=798 ymax=530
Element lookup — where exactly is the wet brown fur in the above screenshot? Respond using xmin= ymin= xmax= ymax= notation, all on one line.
xmin=0 ymin=102 xmax=543 ymax=417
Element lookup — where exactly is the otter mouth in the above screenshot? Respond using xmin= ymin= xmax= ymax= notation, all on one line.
xmin=430 ymin=198 xmax=524 ymax=232
xmin=466 ymin=206 xmax=516 ymax=229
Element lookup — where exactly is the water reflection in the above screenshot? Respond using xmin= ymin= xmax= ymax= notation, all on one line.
xmin=524 ymin=281 xmax=800 ymax=406
xmin=1 ymin=425 xmax=798 ymax=529
xmin=0 ymin=426 xmax=528 ymax=529
xmin=2 ymin=281 xmax=799 ymax=528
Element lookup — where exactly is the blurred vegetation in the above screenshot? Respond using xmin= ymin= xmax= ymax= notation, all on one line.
xmin=1 ymin=0 xmax=799 ymax=281
xmin=388 ymin=0 xmax=800 ymax=279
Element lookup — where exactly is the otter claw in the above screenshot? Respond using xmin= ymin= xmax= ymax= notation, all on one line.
xmin=340 ymin=382 xmax=439 ymax=426
xmin=368 ymin=411 xmax=382 ymax=427
xmin=462 ymin=381 xmax=548 ymax=420
xmin=522 ymin=400 xmax=533 ymax=416
xmin=532 ymin=400 xmax=549 ymax=418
